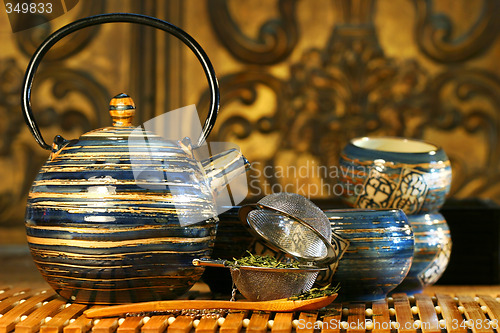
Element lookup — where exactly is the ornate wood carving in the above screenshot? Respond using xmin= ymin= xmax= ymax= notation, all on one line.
xmin=208 ymin=0 xmax=299 ymax=65
xmin=414 ymin=0 xmax=500 ymax=63
xmin=15 ymin=3 xmax=105 ymax=61
xmin=427 ymin=68 xmax=500 ymax=196
xmin=206 ymin=0 xmax=500 ymax=201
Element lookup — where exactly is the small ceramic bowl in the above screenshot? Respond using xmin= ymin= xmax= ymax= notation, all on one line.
xmin=393 ymin=212 xmax=452 ymax=294
xmin=338 ymin=137 xmax=452 ymax=215
xmin=324 ymin=209 xmax=414 ymax=301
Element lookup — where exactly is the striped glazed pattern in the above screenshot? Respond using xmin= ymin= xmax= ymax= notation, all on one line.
xmin=394 ymin=212 xmax=452 ymax=294
xmin=324 ymin=209 xmax=414 ymax=302
xmin=25 ymin=126 xmax=218 ymax=304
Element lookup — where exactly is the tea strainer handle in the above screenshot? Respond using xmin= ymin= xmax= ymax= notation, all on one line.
xmin=21 ymin=13 xmax=219 ymax=150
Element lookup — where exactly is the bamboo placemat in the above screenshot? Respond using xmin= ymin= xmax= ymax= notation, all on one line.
xmin=1 ymin=285 xmax=500 ymax=333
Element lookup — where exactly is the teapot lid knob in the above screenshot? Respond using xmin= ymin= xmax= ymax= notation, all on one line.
xmin=109 ymin=93 xmax=135 ymax=127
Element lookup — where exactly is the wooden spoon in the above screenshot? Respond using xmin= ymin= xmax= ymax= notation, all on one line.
xmin=84 ymin=294 xmax=337 ymax=318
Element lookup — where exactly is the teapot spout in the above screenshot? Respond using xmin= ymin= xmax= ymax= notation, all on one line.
xmin=202 ymin=148 xmax=250 ymax=195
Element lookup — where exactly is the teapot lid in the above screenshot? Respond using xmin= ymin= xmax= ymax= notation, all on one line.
xmin=73 ymin=93 xmax=192 ymax=155
xmin=79 ymin=93 xmax=153 ymax=140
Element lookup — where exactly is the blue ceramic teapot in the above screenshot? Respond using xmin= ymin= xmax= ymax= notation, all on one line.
xmin=21 ymin=14 xmax=249 ymax=304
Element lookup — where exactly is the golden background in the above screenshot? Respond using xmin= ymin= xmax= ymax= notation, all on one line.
xmin=0 ymin=0 xmax=499 ymax=242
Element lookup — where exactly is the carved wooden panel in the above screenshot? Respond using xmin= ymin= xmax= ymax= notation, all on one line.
xmin=0 ymin=0 xmax=499 ymax=232
xmin=191 ymin=0 xmax=500 ymax=202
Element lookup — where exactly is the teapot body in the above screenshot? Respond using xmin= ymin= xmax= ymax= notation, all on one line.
xmin=20 ymin=14 xmax=248 ymax=303
xmin=25 ymin=126 xmax=218 ymax=304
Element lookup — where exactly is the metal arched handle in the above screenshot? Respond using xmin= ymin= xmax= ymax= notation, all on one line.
xmin=21 ymin=13 xmax=219 ymax=150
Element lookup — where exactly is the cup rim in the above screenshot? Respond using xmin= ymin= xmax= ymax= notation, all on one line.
xmin=350 ymin=136 xmax=440 ymax=154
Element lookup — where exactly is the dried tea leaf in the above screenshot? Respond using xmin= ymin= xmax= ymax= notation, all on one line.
xmin=225 ymin=251 xmax=300 ymax=269
xmin=288 ymin=283 xmax=340 ymax=300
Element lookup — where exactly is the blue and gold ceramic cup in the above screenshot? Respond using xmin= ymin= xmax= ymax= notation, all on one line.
xmin=339 ymin=136 xmax=452 ymax=215
xmin=325 ymin=208 xmax=414 ymax=301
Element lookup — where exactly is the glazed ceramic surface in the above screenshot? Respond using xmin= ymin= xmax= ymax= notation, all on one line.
xmin=25 ymin=96 xmax=223 ymax=303
xmin=325 ymin=209 xmax=414 ymax=302
xmin=339 ymin=137 xmax=452 ymax=215
xmin=25 ymin=97 xmax=248 ymax=303
xmin=393 ymin=212 xmax=452 ymax=294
